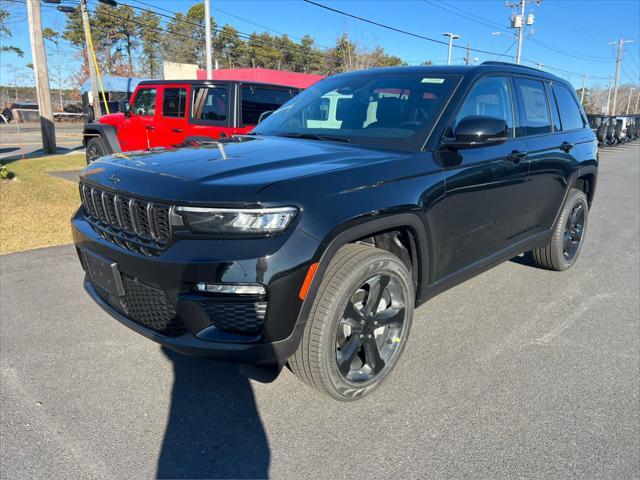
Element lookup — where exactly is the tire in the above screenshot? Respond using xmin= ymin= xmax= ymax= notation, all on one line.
xmin=289 ymin=244 xmax=415 ymax=401
xmin=86 ymin=136 xmax=110 ymax=164
xmin=531 ymin=188 xmax=589 ymax=271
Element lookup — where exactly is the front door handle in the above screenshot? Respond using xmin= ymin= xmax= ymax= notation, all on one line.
xmin=560 ymin=141 xmax=574 ymax=152
xmin=172 ymin=128 xmax=183 ymax=133
xmin=145 ymin=125 xmax=154 ymax=131
xmin=509 ymin=150 xmax=528 ymax=163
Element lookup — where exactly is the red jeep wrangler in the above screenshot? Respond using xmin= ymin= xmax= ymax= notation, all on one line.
xmin=83 ymin=80 xmax=300 ymax=163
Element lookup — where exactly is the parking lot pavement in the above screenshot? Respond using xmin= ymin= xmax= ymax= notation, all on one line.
xmin=0 ymin=123 xmax=84 ymax=161
xmin=1 ymin=144 xmax=639 ymax=479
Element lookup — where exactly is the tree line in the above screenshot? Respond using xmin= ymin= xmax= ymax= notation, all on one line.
xmin=59 ymin=2 xmax=408 ymax=84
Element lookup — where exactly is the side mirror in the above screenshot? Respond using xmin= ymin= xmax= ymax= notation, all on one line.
xmin=443 ymin=115 xmax=508 ymax=149
xmin=257 ymin=110 xmax=273 ymax=124
xmin=120 ymin=100 xmax=132 ymax=117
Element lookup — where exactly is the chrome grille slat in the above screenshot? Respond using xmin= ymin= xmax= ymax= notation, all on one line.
xmin=79 ymin=181 xmax=172 ymax=256
xmin=129 ymin=198 xmax=140 ymax=235
xmin=113 ymin=194 xmax=124 ymax=229
xmin=147 ymin=203 xmax=158 ymax=241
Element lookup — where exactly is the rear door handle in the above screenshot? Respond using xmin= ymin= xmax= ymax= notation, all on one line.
xmin=145 ymin=125 xmax=154 ymax=131
xmin=172 ymin=128 xmax=183 ymax=133
xmin=560 ymin=141 xmax=574 ymax=152
xmin=509 ymin=150 xmax=528 ymax=163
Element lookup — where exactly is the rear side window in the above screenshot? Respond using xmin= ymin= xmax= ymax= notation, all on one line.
xmin=453 ymin=76 xmax=514 ymax=135
xmin=132 ymin=88 xmax=156 ymax=116
xmin=553 ymin=83 xmax=585 ymax=131
xmin=162 ymin=88 xmax=187 ymax=117
xmin=241 ymin=86 xmax=294 ymax=125
xmin=192 ymin=86 xmax=228 ymax=122
xmin=514 ymin=78 xmax=551 ymax=136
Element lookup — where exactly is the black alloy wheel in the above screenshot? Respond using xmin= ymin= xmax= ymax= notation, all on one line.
xmin=289 ymin=244 xmax=414 ymax=401
xmin=531 ymin=188 xmax=589 ymax=271
xmin=563 ymin=203 xmax=585 ymax=261
xmin=335 ymin=273 xmax=408 ymax=383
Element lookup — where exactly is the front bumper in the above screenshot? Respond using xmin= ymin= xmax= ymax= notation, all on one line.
xmin=72 ymin=208 xmax=321 ymax=365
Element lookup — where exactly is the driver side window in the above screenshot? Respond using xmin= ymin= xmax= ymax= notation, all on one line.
xmin=132 ymin=88 xmax=157 ymax=116
xmin=453 ymin=76 xmax=514 ymax=136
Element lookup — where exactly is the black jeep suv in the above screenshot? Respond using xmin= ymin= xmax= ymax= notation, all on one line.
xmin=72 ymin=62 xmax=597 ymax=400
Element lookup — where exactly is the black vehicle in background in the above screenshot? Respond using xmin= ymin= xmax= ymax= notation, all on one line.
xmin=604 ymin=116 xmax=618 ymax=145
xmin=587 ymin=114 xmax=608 ymax=145
xmin=72 ymin=62 xmax=598 ymax=400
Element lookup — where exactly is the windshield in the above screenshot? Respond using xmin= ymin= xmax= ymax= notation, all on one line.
xmin=253 ymin=71 xmax=461 ymax=152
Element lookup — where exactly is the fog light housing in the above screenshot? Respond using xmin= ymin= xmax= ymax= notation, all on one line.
xmin=194 ymin=283 xmax=266 ymax=296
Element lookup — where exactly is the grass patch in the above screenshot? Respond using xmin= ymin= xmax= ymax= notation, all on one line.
xmin=1 ymin=154 xmax=85 ymax=255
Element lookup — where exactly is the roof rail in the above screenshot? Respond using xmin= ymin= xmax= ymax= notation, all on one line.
xmin=481 ymin=61 xmax=544 ymax=73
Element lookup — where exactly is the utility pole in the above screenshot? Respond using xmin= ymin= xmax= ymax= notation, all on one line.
xmin=635 ymin=90 xmax=640 ymax=114
xmin=464 ymin=43 xmax=471 ymax=65
xmin=605 ymin=72 xmax=613 ymax=115
xmin=204 ymin=0 xmax=213 ymax=79
xmin=506 ymin=0 xmax=539 ymax=65
xmin=535 ymin=62 xmax=544 ymax=70
xmin=580 ymin=74 xmax=588 ymax=104
xmin=516 ymin=0 xmax=525 ymax=64
xmin=626 ymin=88 xmax=635 ymax=114
xmin=26 ymin=0 xmax=56 ymax=153
xmin=608 ymin=38 xmax=633 ymax=116
xmin=80 ymin=0 xmax=101 ymax=118
xmin=442 ymin=32 xmax=460 ymax=65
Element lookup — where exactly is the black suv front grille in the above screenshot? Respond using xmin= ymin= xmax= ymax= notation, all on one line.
xmin=80 ymin=182 xmax=172 ymax=256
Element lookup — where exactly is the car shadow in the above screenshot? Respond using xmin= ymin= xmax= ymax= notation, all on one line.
xmin=510 ymin=251 xmax=537 ymax=267
xmin=156 ymin=347 xmax=270 ymax=479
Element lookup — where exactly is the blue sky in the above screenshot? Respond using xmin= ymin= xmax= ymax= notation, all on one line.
xmin=1 ymin=0 xmax=639 ymax=89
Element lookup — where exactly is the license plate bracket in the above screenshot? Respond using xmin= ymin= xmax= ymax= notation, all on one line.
xmin=83 ymin=249 xmax=125 ymax=297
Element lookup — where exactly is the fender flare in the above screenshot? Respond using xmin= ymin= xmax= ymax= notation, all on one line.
xmin=82 ymin=123 xmax=122 ymax=154
xmin=295 ymin=212 xmax=431 ymax=328
xmin=551 ymin=163 xmax=598 ymax=228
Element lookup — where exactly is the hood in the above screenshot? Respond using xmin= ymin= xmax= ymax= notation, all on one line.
xmin=80 ymin=136 xmax=404 ymax=204
xmin=98 ymin=112 xmax=125 ymax=126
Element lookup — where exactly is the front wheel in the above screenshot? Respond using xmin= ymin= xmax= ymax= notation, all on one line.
xmin=85 ymin=136 xmax=109 ymax=164
xmin=289 ymin=244 xmax=414 ymax=401
xmin=531 ymin=188 xmax=589 ymax=271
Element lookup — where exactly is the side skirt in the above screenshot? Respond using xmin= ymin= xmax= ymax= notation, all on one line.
xmin=418 ymin=229 xmax=552 ymax=304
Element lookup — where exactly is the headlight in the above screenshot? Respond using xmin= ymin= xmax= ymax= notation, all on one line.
xmin=175 ymin=206 xmax=298 ymax=235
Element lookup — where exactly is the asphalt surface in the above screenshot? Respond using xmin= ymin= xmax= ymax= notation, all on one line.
xmin=0 ymin=122 xmax=84 ymax=161
xmin=1 ymin=144 xmax=639 ymax=479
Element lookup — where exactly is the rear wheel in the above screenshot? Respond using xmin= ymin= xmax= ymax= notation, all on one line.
xmin=531 ymin=188 xmax=589 ymax=271
xmin=86 ymin=136 xmax=109 ymax=164
xmin=289 ymin=244 xmax=414 ymax=401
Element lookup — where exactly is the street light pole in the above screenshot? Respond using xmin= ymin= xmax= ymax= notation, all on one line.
xmin=605 ymin=73 xmax=613 ymax=115
xmin=580 ymin=74 xmax=588 ymax=104
xmin=204 ymin=0 xmax=213 ymax=79
xmin=442 ymin=33 xmax=460 ymax=65
xmin=626 ymin=88 xmax=635 ymax=114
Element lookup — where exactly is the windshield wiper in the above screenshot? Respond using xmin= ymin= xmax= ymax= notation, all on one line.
xmin=276 ymin=133 xmax=351 ymax=143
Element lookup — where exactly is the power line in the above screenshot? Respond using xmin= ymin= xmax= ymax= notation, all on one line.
xmin=126 ymin=0 xmax=334 ymax=56
xmin=422 ymin=0 xmax=611 ymax=63
xmin=85 ymin=0 xmax=343 ymax=63
xmin=302 ymin=0 xmax=501 ymax=57
xmin=304 ymin=0 xmax=610 ymax=80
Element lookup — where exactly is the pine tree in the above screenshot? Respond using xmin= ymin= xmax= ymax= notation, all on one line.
xmin=138 ymin=10 xmax=161 ymax=78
